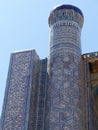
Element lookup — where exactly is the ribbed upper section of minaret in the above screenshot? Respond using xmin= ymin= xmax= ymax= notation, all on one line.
xmin=48 ymin=5 xmax=84 ymax=28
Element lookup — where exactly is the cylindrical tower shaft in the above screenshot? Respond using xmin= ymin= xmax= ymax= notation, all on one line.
xmin=46 ymin=5 xmax=84 ymax=130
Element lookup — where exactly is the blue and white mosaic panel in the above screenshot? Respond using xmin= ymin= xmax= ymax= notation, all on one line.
xmin=1 ymin=50 xmax=39 ymax=130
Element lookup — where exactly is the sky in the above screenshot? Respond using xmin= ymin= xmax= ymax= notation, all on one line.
xmin=0 ymin=0 xmax=98 ymax=116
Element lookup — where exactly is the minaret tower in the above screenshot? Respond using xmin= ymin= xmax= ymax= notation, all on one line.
xmin=46 ymin=5 xmax=84 ymax=130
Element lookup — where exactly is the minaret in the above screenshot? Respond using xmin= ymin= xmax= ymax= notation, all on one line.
xmin=46 ymin=5 xmax=84 ymax=130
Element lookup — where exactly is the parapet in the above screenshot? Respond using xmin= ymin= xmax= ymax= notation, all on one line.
xmin=48 ymin=5 xmax=84 ymax=29
xmin=82 ymin=52 xmax=98 ymax=73
xmin=82 ymin=52 xmax=98 ymax=59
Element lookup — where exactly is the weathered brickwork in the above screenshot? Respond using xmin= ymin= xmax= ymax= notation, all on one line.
xmin=1 ymin=50 xmax=39 ymax=130
xmin=46 ymin=5 xmax=84 ymax=130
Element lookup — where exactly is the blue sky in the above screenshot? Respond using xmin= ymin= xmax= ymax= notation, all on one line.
xmin=0 ymin=0 xmax=98 ymax=116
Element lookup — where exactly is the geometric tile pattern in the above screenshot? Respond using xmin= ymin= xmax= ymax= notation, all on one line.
xmin=48 ymin=5 xmax=84 ymax=28
xmin=1 ymin=4 xmax=98 ymax=130
xmin=46 ymin=5 xmax=84 ymax=130
xmin=1 ymin=50 xmax=39 ymax=130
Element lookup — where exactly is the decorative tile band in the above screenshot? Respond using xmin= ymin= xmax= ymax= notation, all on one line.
xmin=48 ymin=5 xmax=84 ymax=28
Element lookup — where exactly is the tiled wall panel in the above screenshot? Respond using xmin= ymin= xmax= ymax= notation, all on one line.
xmin=46 ymin=5 xmax=84 ymax=130
xmin=1 ymin=50 xmax=39 ymax=130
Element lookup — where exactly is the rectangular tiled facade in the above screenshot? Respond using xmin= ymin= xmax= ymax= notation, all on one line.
xmin=35 ymin=59 xmax=47 ymax=130
xmin=1 ymin=50 xmax=39 ymax=130
xmin=28 ymin=58 xmax=48 ymax=130
xmin=1 ymin=50 xmax=48 ymax=130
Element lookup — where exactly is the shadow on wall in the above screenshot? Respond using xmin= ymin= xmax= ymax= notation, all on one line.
xmin=92 ymin=85 xmax=98 ymax=117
